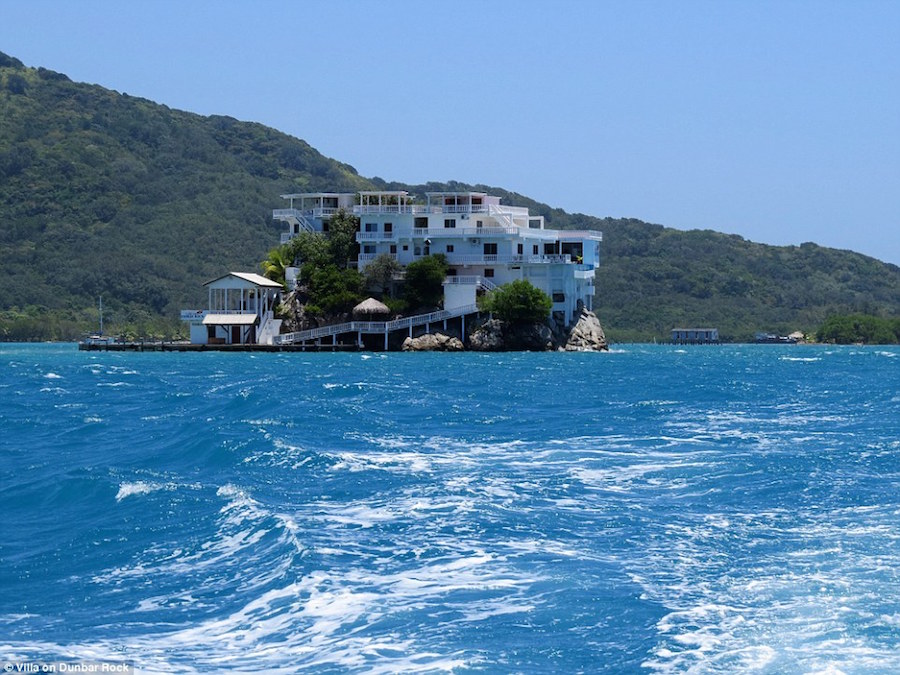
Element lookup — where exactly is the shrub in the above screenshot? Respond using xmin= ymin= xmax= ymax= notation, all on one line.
xmin=403 ymin=254 xmax=448 ymax=310
xmin=483 ymin=279 xmax=552 ymax=324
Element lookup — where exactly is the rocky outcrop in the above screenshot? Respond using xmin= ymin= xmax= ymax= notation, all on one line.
xmin=468 ymin=319 xmax=555 ymax=352
xmin=563 ymin=307 xmax=608 ymax=351
xmin=401 ymin=333 xmax=464 ymax=352
xmin=468 ymin=319 xmax=505 ymax=351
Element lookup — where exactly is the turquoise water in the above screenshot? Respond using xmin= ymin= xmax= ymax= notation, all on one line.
xmin=2 ymin=343 xmax=900 ymax=673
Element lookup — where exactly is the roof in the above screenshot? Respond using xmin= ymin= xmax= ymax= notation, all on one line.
xmin=425 ymin=191 xmax=488 ymax=198
xmin=203 ymin=272 xmax=283 ymax=288
xmin=280 ymin=192 xmax=355 ymax=199
xmin=202 ymin=313 xmax=259 ymax=326
xmin=353 ymin=297 xmax=391 ymax=314
xmin=358 ymin=190 xmax=410 ymax=196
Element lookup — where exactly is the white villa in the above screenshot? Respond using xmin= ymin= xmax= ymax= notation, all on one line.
xmin=274 ymin=190 xmax=601 ymax=326
xmin=181 ymin=272 xmax=283 ymax=345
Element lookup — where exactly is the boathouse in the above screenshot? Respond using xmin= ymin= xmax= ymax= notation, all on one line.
xmin=671 ymin=327 xmax=720 ymax=344
xmin=182 ymin=272 xmax=283 ymax=345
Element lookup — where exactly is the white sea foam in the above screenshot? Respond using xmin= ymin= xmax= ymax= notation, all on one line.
xmin=116 ymin=481 xmax=169 ymax=501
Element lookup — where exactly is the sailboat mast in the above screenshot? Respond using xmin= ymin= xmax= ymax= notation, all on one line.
xmin=99 ymin=295 xmax=103 ymax=336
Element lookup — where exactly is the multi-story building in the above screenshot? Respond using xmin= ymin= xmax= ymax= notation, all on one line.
xmin=274 ymin=190 xmax=601 ymax=326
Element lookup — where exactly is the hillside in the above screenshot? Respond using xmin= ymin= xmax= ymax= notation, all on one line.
xmin=2 ymin=51 xmax=900 ymax=341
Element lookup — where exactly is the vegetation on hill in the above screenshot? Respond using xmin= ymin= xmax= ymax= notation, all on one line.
xmin=0 ymin=52 xmax=367 ymax=339
xmin=816 ymin=314 xmax=900 ymax=345
xmin=3 ymin=51 xmax=900 ymax=342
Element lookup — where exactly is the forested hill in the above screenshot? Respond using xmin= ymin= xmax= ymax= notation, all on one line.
xmin=2 ymin=51 xmax=900 ymax=341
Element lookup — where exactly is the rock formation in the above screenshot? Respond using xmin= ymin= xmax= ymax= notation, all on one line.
xmin=563 ymin=306 xmax=608 ymax=351
xmin=401 ymin=333 xmax=464 ymax=352
xmin=469 ymin=319 xmax=555 ymax=351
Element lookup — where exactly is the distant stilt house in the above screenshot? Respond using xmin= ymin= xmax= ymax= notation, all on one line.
xmin=671 ymin=327 xmax=719 ymax=344
xmin=182 ymin=272 xmax=283 ymax=345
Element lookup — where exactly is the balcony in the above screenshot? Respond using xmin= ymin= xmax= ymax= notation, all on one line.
xmin=411 ymin=226 xmax=520 ymax=238
xmin=355 ymin=231 xmax=396 ymax=242
xmin=446 ymin=253 xmax=572 ymax=266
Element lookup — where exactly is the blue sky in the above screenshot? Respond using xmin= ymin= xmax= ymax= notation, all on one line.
xmin=2 ymin=0 xmax=899 ymax=264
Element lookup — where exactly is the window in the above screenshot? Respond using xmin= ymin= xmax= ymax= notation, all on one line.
xmin=384 ymin=222 xmax=393 ymax=233
xmin=415 ymin=217 xmax=428 ymax=229
xmin=484 ymin=268 xmax=495 ymax=278
xmin=365 ymin=222 xmax=377 ymax=232
xmin=533 ymin=245 xmax=539 ymax=255
xmin=552 ymin=292 xmax=565 ymax=303
xmin=390 ymin=244 xmax=397 ymax=254
xmin=517 ymin=243 xmax=524 ymax=255
xmin=483 ymin=243 xmax=498 ymax=255
xmin=363 ymin=245 xmax=375 ymax=254
xmin=446 ymin=244 xmax=454 ymax=253
xmin=444 ymin=218 xmax=456 ymax=229
xmin=476 ymin=220 xmax=483 ymax=228
xmin=402 ymin=245 xmax=409 ymax=251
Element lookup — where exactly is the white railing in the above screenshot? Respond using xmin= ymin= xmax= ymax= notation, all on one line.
xmin=439 ymin=205 xmax=490 ymax=214
xmin=352 ymin=204 xmax=526 ymax=216
xmin=442 ymin=276 xmax=498 ymax=291
xmin=410 ymin=226 xmax=520 ymax=238
xmin=272 ymin=208 xmax=316 ymax=233
xmin=274 ymin=304 xmax=480 ymax=345
xmin=354 ymin=205 xmax=417 ymax=215
xmin=445 ymin=253 xmax=571 ymax=265
xmin=356 ymin=231 xmax=396 ymax=241
xmin=488 ymin=204 xmax=523 ymax=230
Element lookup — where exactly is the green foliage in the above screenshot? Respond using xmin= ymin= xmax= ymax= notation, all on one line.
xmin=382 ymin=296 xmax=408 ymax=315
xmin=816 ymin=314 xmax=900 ymax=344
xmin=364 ymin=253 xmax=402 ymax=295
xmin=403 ymin=255 xmax=448 ymax=310
xmin=0 ymin=51 xmax=369 ymax=337
xmin=482 ymin=279 xmax=552 ymax=324
xmin=326 ymin=208 xmax=360 ymax=268
xmin=288 ymin=231 xmax=330 ymax=268
xmin=299 ymin=264 xmax=364 ymax=317
xmin=260 ymin=245 xmax=294 ymax=287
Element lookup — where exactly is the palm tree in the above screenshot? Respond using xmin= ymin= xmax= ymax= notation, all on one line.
xmin=260 ymin=245 xmax=293 ymax=288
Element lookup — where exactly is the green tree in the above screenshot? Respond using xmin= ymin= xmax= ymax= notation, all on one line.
xmin=364 ymin=253 xmax=402 ymax=296
xmin=326 ymin=208 xmax=360 ymax=269
xmin=403 ymin=254 xmax=448 ymax=310
xmin=816 ymin=313 xmax=900 ymax=344
xmin=483 ymin=279 xmax=552 ymax=324
xmin=288 ymin=231 xmax=330 ymax=269
xmin=301 ymin=264 xmax=364 ymax=316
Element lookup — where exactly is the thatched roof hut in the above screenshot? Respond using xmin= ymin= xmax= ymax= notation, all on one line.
xmin=353 ymin=297 xmax=391 ymax=316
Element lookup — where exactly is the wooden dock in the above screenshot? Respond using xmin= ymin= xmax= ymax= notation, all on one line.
xmin=78 ymin=341 xmax=359 ymax=353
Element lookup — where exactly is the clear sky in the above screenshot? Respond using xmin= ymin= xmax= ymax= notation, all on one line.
xmin=2 ymin=0 xmax=899 ymax=264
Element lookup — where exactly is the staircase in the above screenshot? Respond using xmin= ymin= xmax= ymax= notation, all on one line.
xmin=272 ymin=209 xmax=317 ymax=235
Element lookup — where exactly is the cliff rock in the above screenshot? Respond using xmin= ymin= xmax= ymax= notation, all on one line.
xmin=402 ymin=333 xmax=464 ymax=352
xmin=469 ymin=319 xmax=555 ymax=351
xmin=564 ymin=307 xmax=608 ymax=351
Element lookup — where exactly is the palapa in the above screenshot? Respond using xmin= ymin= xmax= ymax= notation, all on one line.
xmin=352 ymin=297 xmax=391 ymax=315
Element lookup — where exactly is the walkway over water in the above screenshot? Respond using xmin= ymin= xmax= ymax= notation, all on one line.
xmin=274 ymin=304 xmax=481 ymax=349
